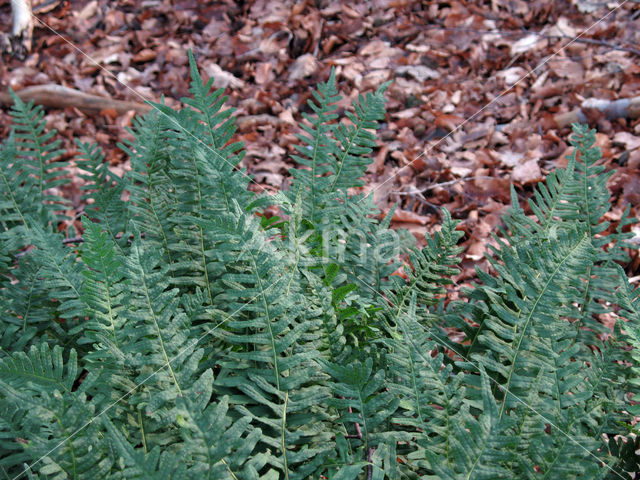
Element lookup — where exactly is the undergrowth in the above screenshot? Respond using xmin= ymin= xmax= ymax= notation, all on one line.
xmin=0 ymin=51 xmax=639 ymax=479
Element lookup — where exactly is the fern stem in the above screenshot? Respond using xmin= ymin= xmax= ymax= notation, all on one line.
xmin=250 ymin=254 xmax=280 ymax=390
xmin=138 ymin=252 xmax=183 ymax=396
xmin=54 ymin=414 xmax=78 ymax=479
xmin=189 ymin=149 xmax=215 ymax=306
xmin=282 ymin=390 xmax=289 ymax=480
xmin=356 ymin=387 xmax=369 ymax=451
xmin=137 ymin=409 xmax=147 ymax=454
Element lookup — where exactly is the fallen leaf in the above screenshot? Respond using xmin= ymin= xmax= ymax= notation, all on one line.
xmin=510 ymin=34 xmax=542 ymax=55
xmin=289 ymin=54 xmax=318 ymax=82
xmin=255 ymin=62 xmax=274 ymax=85
xmin=203 ymin=63 xmax=245 ymax=89
xmin=496 ymin=67 xmax=527 ymax=85
xmin=133 ymin=49 xmax=157 ymax=63
xmin=395 ymin=65 xmax=441 ymax=82
xmin=613 ymin=131 xmax=640 ymax=151
xmin=392 ymin=209 xmax=430 ymax=225
xmin=512 ymin=159 xmax=543 ymax=184
xmin=495 ymin=150 xmax=524 ymax=167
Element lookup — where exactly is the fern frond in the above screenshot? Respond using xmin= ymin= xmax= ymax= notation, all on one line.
xmin=500 ymin=125 xmax=637 ymax=346
xmin=184 ymin=49 xmax=241 ymax=152
xmin=4 ymin=90 xmax=69 ymax=228
xmin=0 ymin=95 xmax=68 ymax=254
xmin=79 ymin=217 xmax=127 ymax=364
xmin=319 ymin=356 xmax=398 ymax=453
xmin=617 ymin=271 xmax=640 ymax=415
xmin=389 ymin=208 xmax=464 ymax=315
xmin=102 ymin=417 xmax=189 ymax=480
xmin=288 ymin=69 xmax=341 ymax=222
xmin=198 ymin=206 xmax=332 ymax=478
xmin=471 ymin=229 xmax=594 ymax=413
xmin=383 ymin=295 xmax=465 ymax=462
xmin=174 ymin=385 xmax=264 ymax=477
xmin=0 ymin=342 xmax=76 ymax=396
xmin=1 ymin=255 xmax=54 ymax=351
xmin=119 ymin=235 xmax=195 ymax=405
xmin=0 ymin=343 xmax=111 ymax=479
xmin=422 ymin=368 xmax=516 ymax=480
xmin=29 ymin=223 xmax=87 ymax=326
xmin=124 ymin=108 xmax=178 ymax=266
xmin=75 ymin=141 xmax=129 ymax=253
xmin=289 ymin=69 xmax=387 ymax=223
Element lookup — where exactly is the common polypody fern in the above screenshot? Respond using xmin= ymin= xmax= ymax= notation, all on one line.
xmin=0 ymin=51 xmax=638 ymax=479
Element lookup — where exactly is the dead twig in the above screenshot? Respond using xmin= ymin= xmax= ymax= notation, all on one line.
xmin=393 ymin=176 xmax=497 ymax=195
xmin=418 ymin=24 xmax=640 ymax=56
xmin=554 ymin=96 xmax=640 ymax=127
xmin=0 ymin=84 xmax=151 ymax=115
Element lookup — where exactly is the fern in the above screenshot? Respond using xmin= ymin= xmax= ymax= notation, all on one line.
xmin=75 ymin=140 xmax=129 ymax=253
xmin=0 ymin=52 xmax=638 ymax=480
xmin=0 ymin=91 xmax=69 ymax=255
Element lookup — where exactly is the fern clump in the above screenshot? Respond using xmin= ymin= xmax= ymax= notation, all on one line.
xmin=0 ymin=50 xmax=638 ymax=479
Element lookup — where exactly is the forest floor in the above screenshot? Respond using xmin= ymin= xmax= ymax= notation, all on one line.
xmin=1 ymin=0 xmax=639 ymax=287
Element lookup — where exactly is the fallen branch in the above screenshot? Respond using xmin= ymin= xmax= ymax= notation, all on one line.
xmin=413 ymin=24 xmax=640 ymax=56
xmin=0 ymin=84 xmax=151 ymax=115
xmin=554 ymin=96 xmax=640 ymax=128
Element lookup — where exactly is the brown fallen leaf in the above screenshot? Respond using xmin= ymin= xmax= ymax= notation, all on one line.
xmin=391 ymin=209 xmax=430 ymax=225
xmin=512 ymin=159 xmax=543 ymax=184
xmin=133 ymin=49 xmax=157 ymax=63
xmin=255 ymin=62 xmax=274 ymax=85
xmin=434 ymin=114 xmax=464 ymax=132
xmin=288 ymin=53 xmax=318 ymax=82
xmin=395 ymin=65 xmax=440 ymax=82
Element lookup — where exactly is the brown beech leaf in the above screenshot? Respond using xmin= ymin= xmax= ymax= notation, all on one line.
xmin=391 ymin=209 xmax=430 ymax=225
xmin=512 ymin=160 xmax=543 ymax=184
xmin=289 ymin=54 xmax=318 ymax=82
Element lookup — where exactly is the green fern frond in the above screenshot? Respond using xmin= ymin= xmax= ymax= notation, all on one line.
xmin=1 ymin=255 xmax=53 ymax=351
xmin=0 ymin=343 xmax=110 ymax=479
xmin=423 ymin=368 xmax=516 ymax=480
xmin=120 ymin=235 xmax=195 ymax=404
xmin=29 ymin=223 xmax=87 ymax=326
xmin=383 ymin=295 xmax=464 ymax=458
xmin=319 ymin=356 xmax=398 ymax=452
xmin=4 ymin=90 xmax=69 ymax=228
xmin=0 ymin=92 xmax=69 ymax=255
xmin=75 ymin=141 xmax=129 ymax=253
xmin=617 ymin=270 xmax=640 ymax=415
xmin=500 ymin=125 xmax=637 ymax=346
xmin=102 ymin=417 xmax=186 ymax=479
xmin=288 ymin=69 xmax=387 ymax=223
xmin=174 ymin=386 xmax=264 ymax=477
xmin=471 ymin=229 xmax=594 ymax=413
xmin=0 ymin=343 xmax=76 ymax=396
xmin=184 ymin=49 xmax=240 ymax=152
xmin=192 ymin=206 xmax=332 ymax=478
xmin=79 ymin=218 xmax=127 ymax=363
xmin=389 ymin=208 xmax=464 ymax=315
